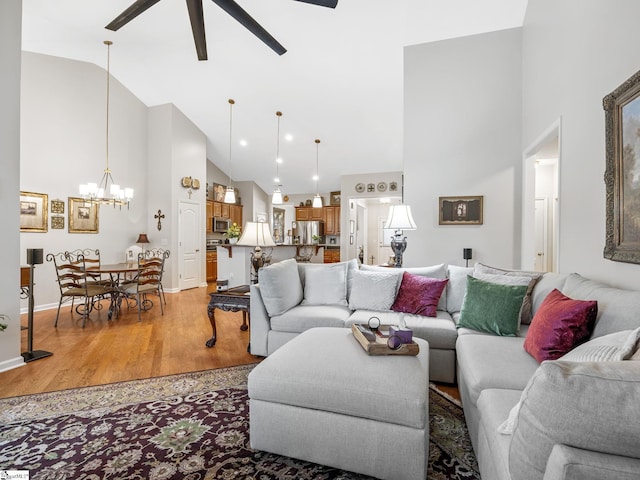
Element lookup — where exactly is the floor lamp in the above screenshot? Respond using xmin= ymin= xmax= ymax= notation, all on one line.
xmin=237 ymin=221 xmax=276 ymax=283
xmin=22 ymin=248 xmax=53 ymax=363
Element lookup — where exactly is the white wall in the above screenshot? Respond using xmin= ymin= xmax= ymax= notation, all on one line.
xmin=0 ymin=0 xmax=23 ymax=372
xmin=403 ymin=28 xmax=523 ymax=268
xmin=19 ymin=52 xmax=148 ymax=312
xmin=522 ymin=0 xmax=640 ymax=289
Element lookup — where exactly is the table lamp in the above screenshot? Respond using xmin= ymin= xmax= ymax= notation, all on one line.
xmin=237 ymin=221 xmax=276 ymax=283
xmin=385 ymin=204 xmax=417 ymax=267
xmin=136 ymin=233 xmax=150 ymax=253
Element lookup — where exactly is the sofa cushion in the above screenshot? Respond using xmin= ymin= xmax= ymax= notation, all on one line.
xmin=348 ymin=269 xmax=402 ymax=311
xmin=456 ymin=333 xmax=539 ymax=409
xmin=509 ymin=361 xmax=640 ymax=479
xmin=346 ymin=309 xmax=458 ymax=350
xmin=362 ymin=264 xmax=448 ymax=311
xmin=561 ymin=273 xmax=640 ymax=339
xmin=298 ymin=259 xmax=358 ymax=300
xmin=446 ymin=265 xmax=473 ymax=315
xmin=474 ymin=262 xmax=542 ymax=325
xmin=259 ymin=258 xmax=303 ymax=316
xmin=530 ymin=272 xmax=568 ymax=314
xmin=301 ymin=262 xmax=348 ymax=306
xmin=524 ymin=288 xmax=597 ymax=362
xmin=391 ymin=272 xmax=448 ymax=317
xmin=270 ymin=304 xmax=352 ymax=333
xmin=457 ymin=276 xmax=528 ymax=336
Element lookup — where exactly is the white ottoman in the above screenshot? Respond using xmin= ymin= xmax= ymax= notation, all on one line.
xmin=248 ymin=327 xmax=430 ymax=480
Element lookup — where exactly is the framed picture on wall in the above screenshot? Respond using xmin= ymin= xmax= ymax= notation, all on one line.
xmin=68 ymin=197 xmax=99 ymax=233
xmin=604 ymin=67 xmax=640 ymax=264
xmin=20 ymin=191 xmax=48 ymax=232
xmin=438 ymin=195 xmax=483 ymax=225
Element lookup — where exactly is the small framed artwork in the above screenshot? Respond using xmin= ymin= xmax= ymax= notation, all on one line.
xmin=330 ymin=191 xmax=341 ymax=206
xmin=51 ymin=216 xmax=65 ymax=230
xmin=20 ymin=191 xmax=48 ymax=233
xmin=604 ymin=67 xmax=640 ymax=263
xmin=68 ymin=197 xmax=99 ymax=233
xmin=212 ymin=183 xmax=226 ymax=202
xmin=51 ymin=199 xmax=65 ymax=214
xmin=256 ymin=212 xmax=267 ymax=223
xmin=439 ymin=195 xmax=484 ymax=225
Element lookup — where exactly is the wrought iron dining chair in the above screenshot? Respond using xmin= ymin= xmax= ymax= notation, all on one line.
xmin=122 ymin=252 xmax=164 ymax=321
xmin=47 ymin=251 xmax=115 ymax=327
xmin=144 ymin=248 xmax=170 ymax=305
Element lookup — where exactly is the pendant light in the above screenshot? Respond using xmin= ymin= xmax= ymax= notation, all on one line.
xmin=272 ymin=111 xmax=284 ymax=204
xmin=312 ymin=139 xmax=323 ymax=208
xmin=79 ymin=40 xmax=134 ymax=209
xmin=224 ymin=99 xmax=236 ymax=204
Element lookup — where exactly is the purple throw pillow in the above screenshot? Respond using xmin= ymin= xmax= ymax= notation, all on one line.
xmin=524 ymin=288 xmax=598 ymax=363
xmin=391 ymin=272 xmax=448 ymax=317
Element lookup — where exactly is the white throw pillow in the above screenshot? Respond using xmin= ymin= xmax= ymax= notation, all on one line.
xmin=498 ymin=327 xmax=640 ymax=435
xmin=348 ymin=269 xmax=402 ymax=311
xmin=561 ymin=327 xmax=640 ymax=362
xmin=259 ymin=258 xmax=303 ymax=316
xmin=301 ymin=262 xmax=348 ymax=306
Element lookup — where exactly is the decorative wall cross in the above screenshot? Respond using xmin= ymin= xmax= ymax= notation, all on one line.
xmin=154 ymin=209 xmax=165 ymax=231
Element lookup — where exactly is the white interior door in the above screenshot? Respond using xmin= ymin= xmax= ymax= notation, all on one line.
xmin=534 ymin=197 xmax=548 ymax=272
xmin=179 ymin=201 xmax=200 ymax=290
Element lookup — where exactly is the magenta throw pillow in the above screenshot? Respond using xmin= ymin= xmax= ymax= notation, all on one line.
xmin=391 ymin=272 xmax=448 ymax=317
xmin=524 ymin=288 xmax=598 ymax=362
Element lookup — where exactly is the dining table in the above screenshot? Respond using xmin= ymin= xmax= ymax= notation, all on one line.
xmin=86 ymin=262 xmax=139 ymax=319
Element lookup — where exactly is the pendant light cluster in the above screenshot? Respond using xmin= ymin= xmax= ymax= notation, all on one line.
xmin=271 ymin=111 xmax=284 ymax=205
xmin=312 ymin=139 xmax=323 ymax=208
xmin=79 ymin=40 xmax=134 ymax=209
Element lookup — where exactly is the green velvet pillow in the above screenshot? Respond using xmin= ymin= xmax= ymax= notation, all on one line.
xmin=457 ymin=275 xmax=528 ymax=336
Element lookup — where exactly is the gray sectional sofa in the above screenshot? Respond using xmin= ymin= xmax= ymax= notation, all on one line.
xmin=250 ymin=258 xmax=640 ymax=480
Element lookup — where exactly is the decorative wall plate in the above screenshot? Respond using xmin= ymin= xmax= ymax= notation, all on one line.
xmin=355 ymin=183 xmax=365 ymax=193
xmin=367 ymin=183 xmax=375 ymax=192
xmin=192 ymin=178 xmax=200 ymax=189
xmin=389 ymin=181 xmax=398 ymax=192
xmin=283 ymin=195 xmax=290 ymax=202
xmin=377 ymin=182 xmax=387 ymax=192
xmin=181 ymin=176 xmax=192 ymax=188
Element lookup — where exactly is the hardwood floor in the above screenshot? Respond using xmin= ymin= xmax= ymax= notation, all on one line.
xmin=1 ymin=284 xmax=459 ymax=401
xmin=0 ymin=284 xmax=257 ymax=399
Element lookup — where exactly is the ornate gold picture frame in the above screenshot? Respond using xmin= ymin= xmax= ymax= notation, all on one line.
xmin=20 ymin=191 xmax=48 ymax=232
xmin=604 ymin=68 xmax=640 ymax=263
xmin=68 ymin=197 xmax=99 ymax=234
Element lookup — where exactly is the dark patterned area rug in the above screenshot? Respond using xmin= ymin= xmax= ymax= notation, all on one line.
xmin=0 ymin=364 xmax=479 ymax=480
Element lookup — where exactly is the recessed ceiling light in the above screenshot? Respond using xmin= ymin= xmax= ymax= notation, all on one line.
xmin=276 ymin=157 xmax=283 ymax=164
xmin=285 ymin=134 xmax=293 ymax=142
xmin=239 ymin=139 xmax=248 ymax=147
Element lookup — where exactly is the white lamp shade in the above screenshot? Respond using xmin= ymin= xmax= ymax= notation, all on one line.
xmin=224 ymin=186 xmax=236 ymax=204
xmin=385 ymin=204 xmax=417 ymax=230
xmin=237 ymin=221 xmax=276 ymax=247
xmin=312 ymin=194 xmax=323 ymax=208
xmin=272 ymin=188 xmax=283 ymax=204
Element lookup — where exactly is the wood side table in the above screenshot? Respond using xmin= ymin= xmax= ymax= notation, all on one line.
xmin=207 ymin=285 xmax=250 ymax=348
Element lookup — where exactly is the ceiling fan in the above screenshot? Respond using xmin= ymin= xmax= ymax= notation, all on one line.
xmin=105 ymin=0 xmax=338 ymax=61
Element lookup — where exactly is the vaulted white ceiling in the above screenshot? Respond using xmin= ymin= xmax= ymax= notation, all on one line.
xmin=21 ymin=0 xmax=528 ymax=196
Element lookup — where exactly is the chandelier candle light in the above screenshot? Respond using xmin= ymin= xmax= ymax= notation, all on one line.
xmin=224 ymin=99 xmax=236 ymax=204
xmin=79 ymin=40 xmax=134 ymax=208
xmin=272 ymin=111 xmax=284 ymax=205
xmin=312 ymin=139 xmax=322 ymax=208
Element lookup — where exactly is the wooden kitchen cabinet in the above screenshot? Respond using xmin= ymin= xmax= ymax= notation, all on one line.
xmin=221 ymin=203 xmax=230 ymax=219
xmin=206 ymin=251 xmax=217 ymax=282
xmin=311 ymin=207 xmax=324 ymax=220
xmin=213 ymin=201 xmax=222 ymax=218
xmin=295 ymin=207 xmax=310 ymax=221
xmin=206 ymin=201 xmax=214 ymax=233
xmin=230 ymin=205 xmax=243 ymax=228
xmin=324 ymin=206 xmax=341 ymax=234
xmin=323 ymin=248 xmax=341 ymax=263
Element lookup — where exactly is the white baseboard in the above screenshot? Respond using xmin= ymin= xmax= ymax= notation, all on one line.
xmin=0 ymin=356 xmax=26 ymax=373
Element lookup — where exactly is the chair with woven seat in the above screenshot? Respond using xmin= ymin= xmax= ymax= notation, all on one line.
xmin=143 ymin=248 xmax=170 ymax=305
xmin=47 ymin=251 xmax=114 ymax=327
xmin=122 ymin=253 xmax=164 ymax=321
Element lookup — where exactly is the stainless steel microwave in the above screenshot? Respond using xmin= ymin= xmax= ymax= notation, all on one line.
xmin=213 ymin=217 xmax=230 ymax=233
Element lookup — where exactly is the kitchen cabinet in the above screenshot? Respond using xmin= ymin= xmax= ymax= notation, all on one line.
xmin=221 ymin=203 xmax=230 ymax=219
xmin=213 ymin=201 xmax=222 ymax=218
xmin=230 ymin=204 xmax=243 ymax=229
xmin=311 ymin=207 xmax=324 ymax=220
xmin=323 ymin=248 xmax=341 ymax=263
xmin=295 ymin=207 xmax=310 ymax=221
xmin=206 ymin=251 xmax=217 ymax=282
xmin=324 ymin=206 xmax=341 ymax=234
xmin=206 ymin=201 xmax=214 ymax=233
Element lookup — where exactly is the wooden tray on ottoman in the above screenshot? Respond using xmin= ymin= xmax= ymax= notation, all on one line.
xmin=351 ymin=324 xmax=420 ymax=356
